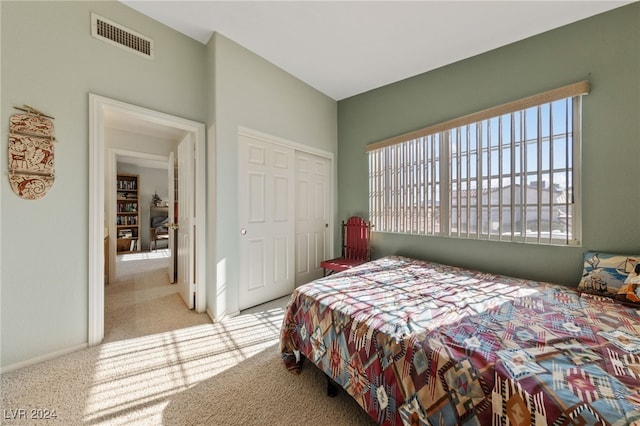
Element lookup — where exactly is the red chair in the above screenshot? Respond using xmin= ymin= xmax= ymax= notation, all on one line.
xmin=320 ymin=216 xmax=371 ymax=276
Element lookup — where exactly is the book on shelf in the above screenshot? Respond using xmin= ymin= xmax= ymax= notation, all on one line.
xmin=118 ymin=230 xmax=133 ymax=239
xmin=117 ymin=180 xmax=137 ymax=191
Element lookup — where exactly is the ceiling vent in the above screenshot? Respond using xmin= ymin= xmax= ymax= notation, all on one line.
xmin=91 ymin=13 xmax=154 ymax=59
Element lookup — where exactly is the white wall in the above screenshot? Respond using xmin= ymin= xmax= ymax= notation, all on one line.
xmin=1 ymin=1 xmax=207 ymax=368
xmin=208 ymin=34 xmax=338 ymax=319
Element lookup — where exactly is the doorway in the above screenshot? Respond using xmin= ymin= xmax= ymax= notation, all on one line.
xmin=109 ymin=150 xmax=173 ymax=283
xmin=106 ymin=152 xmax=194 ymax=342
xmin=88 ymin=94 xmax=207 ymax=346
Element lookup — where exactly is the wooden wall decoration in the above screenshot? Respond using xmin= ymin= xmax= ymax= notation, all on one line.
xmin=8 ymin=106 xmax=55 ymax=200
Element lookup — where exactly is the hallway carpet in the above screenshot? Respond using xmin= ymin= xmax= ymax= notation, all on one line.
xmin=104 ymin=249 xmax=212 ymax=343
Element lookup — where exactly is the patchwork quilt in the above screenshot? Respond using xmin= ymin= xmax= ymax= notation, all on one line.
xmin=279 ymin=256 xmax=640 ymax=425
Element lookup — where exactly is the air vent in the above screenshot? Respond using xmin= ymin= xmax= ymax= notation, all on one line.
xmin=91 ymin=13 xmax=154 ymax=59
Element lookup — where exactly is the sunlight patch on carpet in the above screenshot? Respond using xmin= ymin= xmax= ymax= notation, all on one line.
xmin=83 ymin=307 xmax=285 ymax=424
xmin=119 ymin=249 xmax=170 ymax=262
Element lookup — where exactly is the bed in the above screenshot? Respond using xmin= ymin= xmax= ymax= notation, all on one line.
xmin=279 ymin=256 xmax=640 ymax=425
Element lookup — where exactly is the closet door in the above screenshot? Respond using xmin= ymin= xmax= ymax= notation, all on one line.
xmin=238 ymin=134 xmax=295 ymax=310
xmin=295 ymin=152 xmax=330 ymax=286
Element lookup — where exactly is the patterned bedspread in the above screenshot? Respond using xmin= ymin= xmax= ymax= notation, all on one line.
xmin=279 ymin=256 xmax=640 ymax=425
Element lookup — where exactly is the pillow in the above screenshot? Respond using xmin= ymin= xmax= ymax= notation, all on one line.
xmin=577 ymin=251 xmax=640 ymax=306
xmin=616 ymin=264 xmax=640 ymax=306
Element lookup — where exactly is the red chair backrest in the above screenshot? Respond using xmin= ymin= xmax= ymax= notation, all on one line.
xmin=342 ymin=216 xmax=370 ymax=261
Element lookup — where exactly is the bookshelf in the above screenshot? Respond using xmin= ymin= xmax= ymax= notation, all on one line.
xmin=116 ymin=173 xmax=139 ymax=253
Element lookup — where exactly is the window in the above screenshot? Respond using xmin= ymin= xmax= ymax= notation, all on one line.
xmin=368 ymin=81 xmax=589 ymax=246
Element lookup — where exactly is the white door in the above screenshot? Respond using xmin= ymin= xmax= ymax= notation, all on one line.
xmin=238 ymin=134 xmax=295 ymax=310
xmin=295 ymin=152 xmax=330 ymax=286
xmin=177 ymin=134 xmax=196 ymax=309
xmin=167 ymin=151 xmax=176 ymax=283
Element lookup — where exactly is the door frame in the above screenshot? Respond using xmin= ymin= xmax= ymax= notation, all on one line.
xmin=88 ymin=94 xmax=207 ymax=346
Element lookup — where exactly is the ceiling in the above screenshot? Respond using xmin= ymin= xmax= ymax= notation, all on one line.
xmin=105 ymin=108 xmax=182 ymax=170
xmin=121 ymin=0 xmax=632 ymax=101
xmin=104 ymin=107 xmax=187 ymax=141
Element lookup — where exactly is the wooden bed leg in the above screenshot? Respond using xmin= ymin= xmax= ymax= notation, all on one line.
xmin=326 ymin=375 xmax=338 ymax=397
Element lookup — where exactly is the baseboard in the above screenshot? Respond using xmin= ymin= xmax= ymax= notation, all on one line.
xmin=1 ymin=343 xmax=88 ymax=374
xmin=206 ymin=308 xmax=240 ymax=323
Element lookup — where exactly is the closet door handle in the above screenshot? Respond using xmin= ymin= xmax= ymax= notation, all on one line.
xmin=240 ymin=228 xmax=247 ymax=235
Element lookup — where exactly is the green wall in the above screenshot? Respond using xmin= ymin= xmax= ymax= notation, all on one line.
xmin=1 ymin=1 xmax=207 ymax=368
xmin=337 ymin=3 xmax=640 ymax=286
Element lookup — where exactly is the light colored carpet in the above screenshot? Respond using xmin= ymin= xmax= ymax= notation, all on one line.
xmin=104 ymin=250 xmax=212 ymax=343
xmin=1 ymin=253 xmax=376 ymax=425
